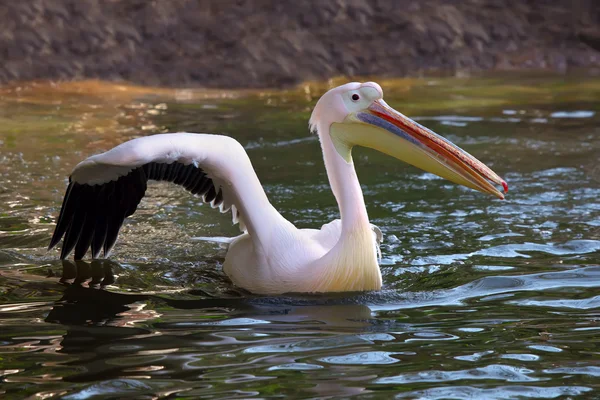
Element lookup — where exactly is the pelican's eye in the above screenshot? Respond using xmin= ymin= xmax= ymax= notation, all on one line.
xmin=351 ymin=94 xmax=360 ymax=101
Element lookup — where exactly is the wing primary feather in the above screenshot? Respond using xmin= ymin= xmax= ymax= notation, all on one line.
xmin=74 ymin=185 xmax=99 ymax=259
xmin=90 ymin=218 xmax=107 ymax=258
xmin=60 ymin=188 xmax=90 ymax=259
xmin=122 ymin=172 xmax=136 ymax=217
xmin=187 ymin=172 xmax=206 ymax=193
xmin=204 ymin=185 xmax=217 ymax=203
xmin=102 ymin=167 xmax=148 ymax=256
xmin=194 ymin=177 xmax=212 ymax=197
xmin=103 ymin=184 xmax=127 ymax=257
xmin=74 ymin=218 xmax=94 ymax=259
xmin=167 ymin=163 xmax=182 ymax=182
xmin=164 ymin=163 xmax=175 ymax=181
xmin=90 ymin=181 xmax=114 ymax=258
xmin=155 ymin=163 xmax=168 ymax=180
xmin=185 ymin=164 xmax=199 ymax=182
xmin=182 ymin=168 xmax=201 ymax=189
xmin=175 ymin=164 xmax=194 ymax=185
xmin=125 ymin=168 xmax=147 ymax=217
xmin=49 ymin=182 xmax=76 ymax=250
xmin=142 ymin=163 xmax=153 ymax=179
xmin=150 ymin=163 xmax=159 ymax=180
xmin=192 ymin=177 xmax=212 ymax=195
xmin=151 ymin=162 xmax=159 ymax=179
xmin=99 ymin=181 xmax=117 ymax=257
xmin=213 ymin=189 xmax=223 ymax=206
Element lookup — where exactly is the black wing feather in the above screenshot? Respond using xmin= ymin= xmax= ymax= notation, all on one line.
xmin=90 ymin=182 xmax=113 ymax=258
xmin=48 ymin=181 xmax=76 ymax=250
xmin=74 ymin=186 xmax=98 ymax=259
xmin=103 ymin=185 xmax=126 ymax=258
xmin=49 ymin=161 xmax=221 ymax=260
xmin=192 ymin=176 xmax=211 ymax=195
xmin=204 ymin=185 xmax=217 ymax=203
xmin=60 ymin=186 xmax=89 ymax=259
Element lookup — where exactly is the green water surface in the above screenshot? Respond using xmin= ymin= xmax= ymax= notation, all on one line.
xmin=0 ymin=75 xmax=599 ymax=399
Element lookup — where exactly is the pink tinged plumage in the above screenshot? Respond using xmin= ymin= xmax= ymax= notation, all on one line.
xmin=49 ymin=82 xmax=506 ymax=294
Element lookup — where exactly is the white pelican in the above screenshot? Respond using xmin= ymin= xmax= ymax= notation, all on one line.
xmin=49 ymin=82 xmax=507 ymax=294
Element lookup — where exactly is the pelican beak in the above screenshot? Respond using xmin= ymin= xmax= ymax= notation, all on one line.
xmin=335 ymin=99 xmax=508 ymax=199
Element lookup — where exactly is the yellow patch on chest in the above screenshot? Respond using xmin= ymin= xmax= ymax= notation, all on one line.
xmin=306 ymin=227 xmax=382 ymax=293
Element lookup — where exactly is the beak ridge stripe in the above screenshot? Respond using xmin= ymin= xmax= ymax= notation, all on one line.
xmin=357 ymin=112 xmax=423 ymax=148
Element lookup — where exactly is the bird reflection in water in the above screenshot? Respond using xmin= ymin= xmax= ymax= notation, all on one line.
xmin=43 ymin=260 xmax=378 ymax=390
xmin=48 ymin=259 xmax=377 ymax=328
xmin=47 ymin=260 xmax=158 ymax=327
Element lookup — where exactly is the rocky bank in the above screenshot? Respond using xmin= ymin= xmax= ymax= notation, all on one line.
xmin=1 ymin=0 xmax=599 ymax=88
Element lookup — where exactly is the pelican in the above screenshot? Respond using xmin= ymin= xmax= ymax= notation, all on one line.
xmin=49 ymin=82 xmax=507 ymax=294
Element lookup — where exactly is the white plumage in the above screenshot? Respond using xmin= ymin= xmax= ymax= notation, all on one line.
xmin=49 ymin=82 xmax=506 ymax=294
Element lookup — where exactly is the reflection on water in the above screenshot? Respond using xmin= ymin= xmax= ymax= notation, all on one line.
xmin=1 ymin=75 xmax=599 ymax=398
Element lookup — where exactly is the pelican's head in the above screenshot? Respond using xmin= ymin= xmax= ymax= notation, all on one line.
xmin=310 ymin=82 xmax=508 ymax=199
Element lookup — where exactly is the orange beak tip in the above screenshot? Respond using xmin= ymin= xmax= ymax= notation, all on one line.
xmin=502 ymin=181 xmax=509 ymax=194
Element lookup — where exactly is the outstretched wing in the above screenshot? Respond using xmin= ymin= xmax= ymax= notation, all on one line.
xmin=49 ymin=133 xmax=275 ymax=260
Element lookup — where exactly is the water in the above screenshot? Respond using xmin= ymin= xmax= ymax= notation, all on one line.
xmin=1 ymin=75 xmax=599 ymax=399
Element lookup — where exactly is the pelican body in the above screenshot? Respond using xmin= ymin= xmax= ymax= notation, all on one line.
xmin=49 ymin=82 xmax=507 ymax=294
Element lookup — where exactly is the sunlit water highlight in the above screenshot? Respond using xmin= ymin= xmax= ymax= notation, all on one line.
xmin=0 ymin=75 xmax=599 ymax=399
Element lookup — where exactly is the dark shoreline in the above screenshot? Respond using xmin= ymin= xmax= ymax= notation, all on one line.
xmin=1 ymin=0 xmax=599 ymax=88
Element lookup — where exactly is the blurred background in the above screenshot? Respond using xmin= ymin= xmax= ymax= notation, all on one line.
xmin=0 ymin=0 xmax=599 ymax=88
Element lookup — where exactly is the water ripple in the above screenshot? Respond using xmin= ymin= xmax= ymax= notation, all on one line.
xmin=394 ymin=385 xmax=592 ymax=399
xmin=2 ymin=77 xmax=600 ymax=399
xmin=501 ymin=354 xmax=540 ymax=362
xmin=320 ymin=351 xmax=399 ymax=365
xmin=476 ymin=240 xmax=600 ymax=258
xmin=543 ymin=366 xmax=600 ymax=377
xmin=372 ymin=266 xmax=600 ymax=311
xmin=376 ymin=364 xmax=538 ymax=384
xmin=509 ymin=295 xmax=600 ymax=309
xmin=550 ymin=111 xmax=595 ymax=118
